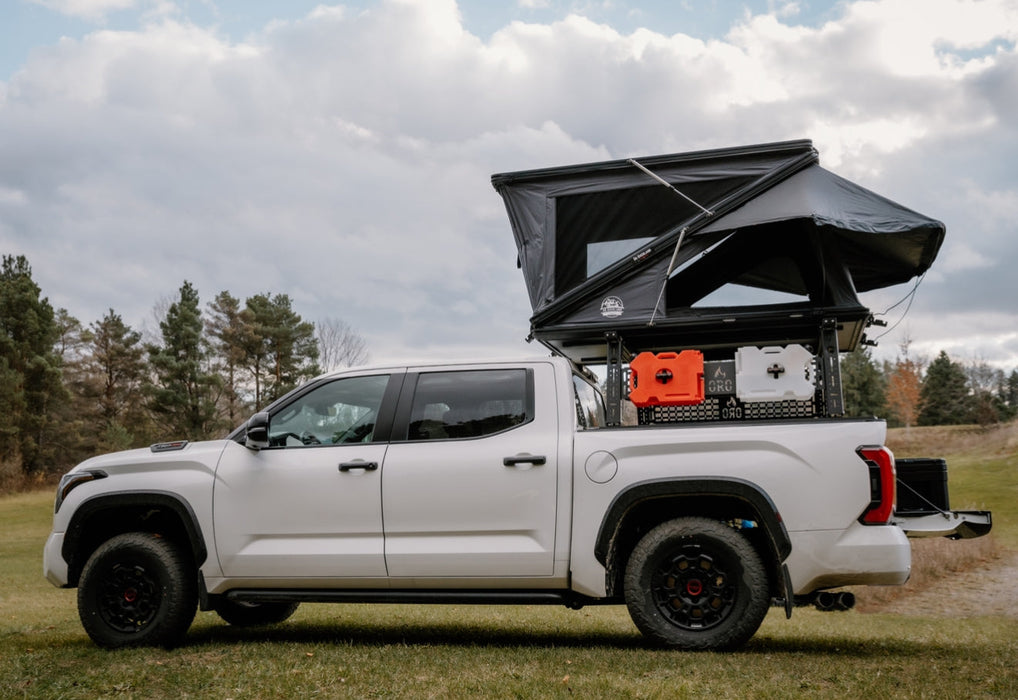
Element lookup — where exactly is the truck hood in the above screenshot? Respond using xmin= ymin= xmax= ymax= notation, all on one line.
xmin=70 ymin=439 xmax=232 ymax=476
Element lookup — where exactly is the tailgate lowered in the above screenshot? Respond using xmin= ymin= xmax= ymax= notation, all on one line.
xmin=895 ymin=510 xmax=992 ymax=539
xmin=893 ymin=456 xmax=992 ymax=539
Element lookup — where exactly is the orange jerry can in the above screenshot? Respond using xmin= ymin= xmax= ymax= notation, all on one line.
xmin=629 ymin=350 xmax=705 ymax=407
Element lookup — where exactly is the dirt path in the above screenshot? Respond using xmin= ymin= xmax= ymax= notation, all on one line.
xmin=863 ymin=550 xmax=1018 ymax=618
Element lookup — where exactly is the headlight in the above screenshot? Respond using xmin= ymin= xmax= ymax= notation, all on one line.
xmin=54 ymin=470 xmax=107 ymax=513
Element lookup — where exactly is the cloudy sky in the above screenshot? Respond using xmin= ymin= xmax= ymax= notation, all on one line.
xmin=1 ymin=0 xmax=1016 ymax=370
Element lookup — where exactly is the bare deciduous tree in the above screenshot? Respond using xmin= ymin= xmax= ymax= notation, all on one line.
xmin=316 ymin=317 xmax=369 ymax=372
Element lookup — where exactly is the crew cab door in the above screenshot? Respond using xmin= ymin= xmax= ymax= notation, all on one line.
xmin=213 ymin=372 xmax=402 ymax=578
xmin=381 ymin=363 xmax=560 ymax=578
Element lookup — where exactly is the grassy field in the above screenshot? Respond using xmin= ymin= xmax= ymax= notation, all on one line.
xmin=2 ymin=423 xmax=1016 ymax=698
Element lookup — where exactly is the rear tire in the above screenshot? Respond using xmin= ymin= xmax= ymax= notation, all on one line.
xmin=624 ymin=517 xmax=770 ymax=651
xmin=77 ymin=533 xmax=197 ymax=648
xmin=214 ymin=600 xmax=300 ymax=627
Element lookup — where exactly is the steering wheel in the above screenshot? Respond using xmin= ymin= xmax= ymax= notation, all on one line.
xmin=333 ymin=413 xmax=376 ymax=444
xmin=269 ymin=432 xmax=304 ymax=447
xmin=269 ymin=431 xmax=321 ymax=447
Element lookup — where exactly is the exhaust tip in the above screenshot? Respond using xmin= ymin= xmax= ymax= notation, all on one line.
xmin=814 ymin=590 xmax=855 ymax=612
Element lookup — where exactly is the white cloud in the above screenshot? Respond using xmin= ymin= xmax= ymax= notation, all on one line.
xmin=907 ymin=313 xmax=1018 ymax=371
xmin=1 ymin=0 xmax=1016 ymax=366
xmin=839 ymin=0 xmax=1018 ymax=76
xmin=30 ymin=0 xmax=139 ymax=21
xmin=771 ymin=1 xmax=803 ymax=19
xmin=0 ymin=186 xmax=28 ymax=205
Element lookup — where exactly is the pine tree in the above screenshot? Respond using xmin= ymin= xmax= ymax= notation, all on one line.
xmin=206 ymin=291 xmax=256 ymax=426
xmin=919 ymin=350 xmax=973 ymax=426
xmin=1004 ymin=369 xmax=1018 ymax=420
xmin=245 ymin=293 xmax=319 ymax=406
xmin=148 ymin=281 xmax=222 ymax=440
xmin=47 ymin=308 xmax=92 ymax=468
xmin=840 ymin=346 xmax=886 ymax=418
xmin=0 ymin=255 xmax=66 ymax=473
xmin=81 ymin=309 xmax=150 ymax=449
xmin=53 ymin=308 xmax=86 ymax=363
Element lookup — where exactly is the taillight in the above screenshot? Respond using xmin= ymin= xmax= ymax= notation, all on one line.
xmin=857 ymin=446 xmax=896 ymax=525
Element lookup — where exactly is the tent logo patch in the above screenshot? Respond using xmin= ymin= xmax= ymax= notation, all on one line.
xmin=600 ymin=296 xmax=625 ymax=318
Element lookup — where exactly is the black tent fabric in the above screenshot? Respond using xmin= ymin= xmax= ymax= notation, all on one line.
xmin=492 ymin=140 xmax=820 ymax=316
xmin=692 ymin=164 xmax=944 ymax=293
xmin=491 ymin=139 xmax=944 ymax=361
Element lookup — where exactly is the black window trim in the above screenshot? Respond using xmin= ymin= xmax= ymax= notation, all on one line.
xmin=390 ymin=367 xmax=535 ymax=443
xmin=240 ymin=371 xmax=406 ymax=448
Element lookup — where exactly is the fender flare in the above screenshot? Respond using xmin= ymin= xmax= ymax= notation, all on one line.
xmin=62 ymin=490 xmax=208 ymax=576
xmin=594 ymin=476 xmax=792 ymax=568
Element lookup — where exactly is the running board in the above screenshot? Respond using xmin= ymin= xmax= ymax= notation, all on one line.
xmin=224 ymin=589 xmax=609 ymax=609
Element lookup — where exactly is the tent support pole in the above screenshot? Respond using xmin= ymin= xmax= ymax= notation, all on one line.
xmin=628 ymin=158 xmax=715 ymax=328
xmin=649 ymin=226 xmax=689 ymax=326
xmin=605 ymin=331 xmax=624 ymax=427
xmin=628 ymin=159 xmax=714 ymax=216
xmin=819 ymin=318 xmax=845 ymax=417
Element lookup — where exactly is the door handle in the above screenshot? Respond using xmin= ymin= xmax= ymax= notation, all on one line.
xmin=503 ymin=454 xmax=546 ymax=467
xmin=339 ymin=460 xmax=379 ymax=472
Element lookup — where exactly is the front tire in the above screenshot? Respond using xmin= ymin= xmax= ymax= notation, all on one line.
xmin=77 ymin=533 xmax=197 ymax=649
xmin=624 ymin=517 xmax=770 ymax=651
xmin=214 ymin=600 xmax=300 ymax=627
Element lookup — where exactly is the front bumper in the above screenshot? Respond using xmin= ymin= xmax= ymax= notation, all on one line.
xmin=42 ymin=532 xmax=69 ymax=587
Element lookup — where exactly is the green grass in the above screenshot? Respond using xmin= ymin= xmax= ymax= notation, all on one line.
xmin=4 ymin=421 xmax=1018 ymax=698
xmin=6 ymin=610 xmax=1018 ymax=698
xmin=946 ymin=452 xmax=1017 ymax=547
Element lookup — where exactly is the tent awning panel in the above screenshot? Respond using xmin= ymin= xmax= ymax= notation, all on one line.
xmin=492 ymin=139 xmax=944 ymax=359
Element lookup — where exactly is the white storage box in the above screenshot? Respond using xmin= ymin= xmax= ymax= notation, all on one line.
xmin=735 ymin=345 xmax=815 ymax=402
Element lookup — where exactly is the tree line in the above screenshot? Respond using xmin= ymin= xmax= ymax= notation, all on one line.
xmin=3 ymin=252 xmax=1016 ymax=478
xmin=1 ymin=254 xmax=368 ymax=477
xmin=841 ymin=341 xmax=1018 ymax=428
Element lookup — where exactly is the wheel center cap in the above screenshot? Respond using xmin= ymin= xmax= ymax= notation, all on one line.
xmin=686 ymin=579 xmax=703 ymax=596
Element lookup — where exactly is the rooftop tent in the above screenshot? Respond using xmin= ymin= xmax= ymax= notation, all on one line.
xmin=491 ymin=139 xmax=944 ymax=363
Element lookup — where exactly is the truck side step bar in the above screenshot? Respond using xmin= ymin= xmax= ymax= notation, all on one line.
xmin=224 ymin=589 xmax=612 ymax=609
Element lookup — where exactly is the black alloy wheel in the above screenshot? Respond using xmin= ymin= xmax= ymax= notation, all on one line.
xmin=624 ymin=517 xmax=770 ymax=651
xmin=77 ymin=532 xmax=197 ymax=648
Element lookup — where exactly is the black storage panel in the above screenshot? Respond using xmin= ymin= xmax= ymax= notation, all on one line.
xmin=895 ymin=458 xmax=949 ymax=515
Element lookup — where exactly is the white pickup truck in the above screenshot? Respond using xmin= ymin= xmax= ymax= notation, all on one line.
xmin=43 ymin=355 xmax=989 ymax=650
xmin=45 ymin=141 xmax=993 ymax=650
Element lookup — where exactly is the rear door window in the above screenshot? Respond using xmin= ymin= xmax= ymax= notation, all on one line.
xmin=405 ymin=369 xmax=533 ymax=441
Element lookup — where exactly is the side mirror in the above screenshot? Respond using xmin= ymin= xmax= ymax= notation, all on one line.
xmin=245 ymin=412 xmax=270 ymax=450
